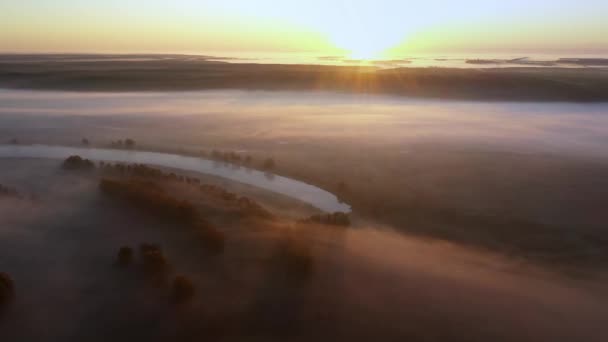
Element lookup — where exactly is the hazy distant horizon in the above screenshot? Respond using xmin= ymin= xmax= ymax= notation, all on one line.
xmin=1 ymin=51 xmax=608 ymax=69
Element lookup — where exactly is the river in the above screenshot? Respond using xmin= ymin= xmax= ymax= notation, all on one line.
xmin=0 ymin=144 xmax=351 ymax=213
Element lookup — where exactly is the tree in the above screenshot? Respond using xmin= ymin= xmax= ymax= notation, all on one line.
xmin=299 ymin=212 xmax=350 ymax=227
xmin=62 ymin=155 xmax=95 ymax=170
xmin=125 ymin=138 xmax=136 ymax=149
xmin=81 ymin=138 xmax=90 ymax=146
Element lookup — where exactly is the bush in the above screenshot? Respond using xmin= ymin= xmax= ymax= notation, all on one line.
xmin=172 ymin=275 xmax=195 ymax=302
xmin=299 ymin=212 xmax=351 ymax=227
xmin=116 ymin=246 xmax=133 ymax=266
xmin=62 ymin=155 xmax=95 ymax=171
xmin=99 ymin=178 xmax=198 ymax=224
xmin=237 ymin=196 xmax=273 ymax=219
xmin=0 ymin=272 xmax=15 ymax=305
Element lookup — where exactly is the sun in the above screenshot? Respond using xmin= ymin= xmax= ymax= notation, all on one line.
xmin=348 ymin=47 xmax=382 ymax=61
xmin=347 ymin=45 xmax=385 ymax=60
xmin=325 ymin=26 xmax=404 ymax=61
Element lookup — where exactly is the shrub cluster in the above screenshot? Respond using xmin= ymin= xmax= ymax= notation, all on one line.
xmin=62 ymin=155 xmax=95 ymax=171
xmin=110 ymin=138 xmax=136 ymax=149
xmin=210 ymin=149 xmax=252 ymax=164
xmin=236 ymin=196 xmax=274 ymax=219
xmin=100 ymin=178 xmax=198 ymax=223
xmin=299 ymin=212 xmax=351 ymax=227
xmin=101 ymin=163 xmax=165 ymax=179
xmin=100 ymin=162 xmax=271 ymax=219
xmin=115 ymin=245 xmax=196 ymax=303
xmin=200 ymin=184 xmax=237 ymax=201
xmin=199 ymin=184 xmax=273 ymax=219
xmin=100 ymin=178 xmax=224 ymax=253
xmin=101 ymin=162 xmax=205 ymax=185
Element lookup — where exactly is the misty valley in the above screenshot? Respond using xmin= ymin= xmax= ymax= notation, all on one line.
xmin=1 ymin=87 xmax=608 ymax=341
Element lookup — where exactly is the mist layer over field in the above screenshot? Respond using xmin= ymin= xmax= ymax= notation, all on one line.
xmin=1 ymin=159 xmax=607 ymax=342
xmin=3 ymin=89 xmax=608 ymax=264
xmin=2 ymin=89 xmax=608 ymax=156
xmin=1 ymin=89 xmax=608 ymax=340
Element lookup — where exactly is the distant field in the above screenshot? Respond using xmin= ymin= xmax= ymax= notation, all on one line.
xmin=1 ymin=54 xmax=608 ymax=101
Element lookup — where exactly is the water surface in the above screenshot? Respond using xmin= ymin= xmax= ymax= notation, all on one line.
xmin=0 ymin=144 xmax=351 ymax=213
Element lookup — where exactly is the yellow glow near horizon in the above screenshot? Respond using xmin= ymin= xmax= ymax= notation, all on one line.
xmin=1 ymin=1 xmax=607 ymax=56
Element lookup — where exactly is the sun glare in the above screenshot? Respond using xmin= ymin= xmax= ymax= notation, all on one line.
xmin=341 ymin=38 xmax=402 ymax=61
xmin=323 ymin=23 xmax=407 ymax=61
xmin=333 ymin=35 xmax=398 ymax=61
xmin=347 ymin=45 xmax=384 ymax=60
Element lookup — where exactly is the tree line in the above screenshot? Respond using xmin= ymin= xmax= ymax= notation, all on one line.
xmin=115 ymin=243 xmax=196 ymax=303
xmin=299 ymin=212 xmax=351 ymax=227
xmin=62 ymin=155 xmax=95 ymax=170
xmin=99 ymin=178 xmax=224 ymax=254
xmin=99 ymin=161 xmax=274 ymax=219
xmin=64 ymin=156 xmax=343 ymax=225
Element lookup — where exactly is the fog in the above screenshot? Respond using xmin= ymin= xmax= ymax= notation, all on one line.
xmin=2 ymin=90 xmax=608 ymax=340
xmin=2 ymin=160 xmax=608 ymax=341
xmin=2 ymin=89 xmax=608 ymax=157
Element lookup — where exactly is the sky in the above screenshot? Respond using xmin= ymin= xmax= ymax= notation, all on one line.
xmin=1 ymin=0 xmax=607 ymax=58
